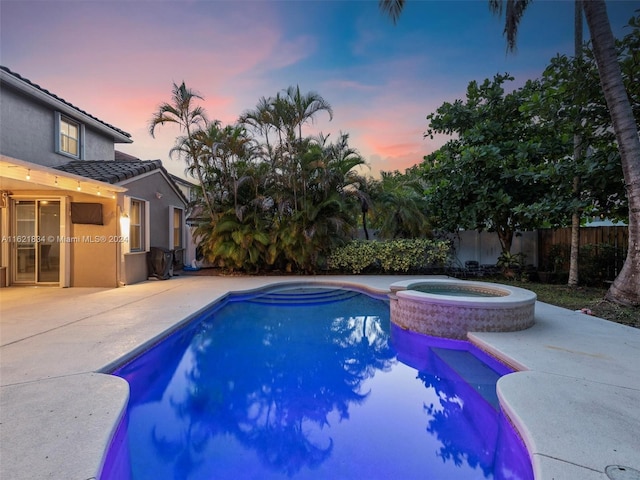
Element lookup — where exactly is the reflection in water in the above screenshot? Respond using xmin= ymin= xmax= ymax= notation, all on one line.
xmin=109 ymin=288 xmax=532 ymax=480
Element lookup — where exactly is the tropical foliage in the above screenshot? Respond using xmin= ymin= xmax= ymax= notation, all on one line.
xmin=520 ymin=21 xmax=639 ymax=226
xmin=150 ymin=85 xmax=373 ymax=273
xmin=380 ymin=0 xmax=640 ymax=305
xmin=149 ymin=4 xmax=639 ymax=307
xmin=368 ymin=171 xmax=432 ymax=240
xmin=149 ymin=82 xmax=213 ymax=216
xmin=419 ymin=74 xmax=566 ymax=253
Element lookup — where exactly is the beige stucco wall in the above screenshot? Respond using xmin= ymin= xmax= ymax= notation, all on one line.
xmin=67 ymin=193 xmax=119 ymax=287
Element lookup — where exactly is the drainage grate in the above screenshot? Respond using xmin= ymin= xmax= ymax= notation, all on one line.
xmin=605 ymin=466 xmax=640 ymax=480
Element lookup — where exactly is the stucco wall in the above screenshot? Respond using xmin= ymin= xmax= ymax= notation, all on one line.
xmin=0 ymin=86 xmax=115 ymax=165
xmin=66 ymin=193 xmax=119 ymax=287
xmin=120 ymin=170 xmax=187 ymax=284
xmin=121 ymin=171 xmax=186 ymax=250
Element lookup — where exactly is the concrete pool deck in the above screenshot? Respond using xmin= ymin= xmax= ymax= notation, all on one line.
xmin=0 ymin=275 xmax=638 ymax=480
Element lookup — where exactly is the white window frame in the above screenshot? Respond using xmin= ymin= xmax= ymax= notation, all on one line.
xmin=55 ymin=112 xmax=84 ymax=159
xmin=125 ymin=196 xmax=149 ymax=253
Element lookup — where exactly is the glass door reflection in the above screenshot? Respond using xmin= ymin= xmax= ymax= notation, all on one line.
xmin=15 ymin=201 xmax=36 ymax=283
xmin=38 ymin=201 xmax=60 ymax=283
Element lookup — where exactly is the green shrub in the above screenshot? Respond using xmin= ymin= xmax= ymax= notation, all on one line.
xmin=327 ymin=239 xmax=451 ymax=274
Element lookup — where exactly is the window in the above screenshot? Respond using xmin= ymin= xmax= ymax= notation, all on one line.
xmin=129 ymin=199 xmax=145 ymax=252
xmin=55 ymin=112 xmax=83 ymax=158
xmin=172 ymin=208 xmax=183 ymax=249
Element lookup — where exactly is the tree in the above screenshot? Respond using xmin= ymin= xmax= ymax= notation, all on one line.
xmin=380 ymin=0 xmax=640 ymax=305
xmin=522 ymin=15 xmax=638 ymax=227
xmin=192 ymin=89 xmax=362 ymax=273
xmin=371 ymin=170 xmax=431 ymax=240
xmin=241 ymin=86 xmax=334 ymax=217
xmin=520 ymin=52 xmax=628 ymax=228
xmin=422 ymin=75 xmax=560 ymax=253
xmin=582 ymin=2 xmax=640 ymax=306
xmin=569 ymin=0 xmax=584 ymax=287
xmin=518 ymin=13 xmax=639 ymax=288
xmin=283 ymin=85 xmax=334 ymax=143
xmin=149 ymin=82 xmax=214 ymax=217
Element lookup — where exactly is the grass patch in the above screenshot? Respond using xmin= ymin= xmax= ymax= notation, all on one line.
xmin=490 ymin=279 xmax=639 ymax=329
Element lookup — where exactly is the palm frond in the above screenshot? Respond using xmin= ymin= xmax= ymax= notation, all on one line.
xmin=489 ymin=0 xmax=533 ymax=52
xmin=379 ymin=0 xmax=405 ymax=25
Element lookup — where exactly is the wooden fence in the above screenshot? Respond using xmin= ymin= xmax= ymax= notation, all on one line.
xmin=538 ymin=226 xmax=628 ymax=279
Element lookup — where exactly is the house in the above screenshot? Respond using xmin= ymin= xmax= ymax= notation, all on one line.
xmin=0 ymin=65 xmax=189 ymax=287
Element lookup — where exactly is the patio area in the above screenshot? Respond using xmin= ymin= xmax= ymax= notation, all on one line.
xmin=1 ymin=275 xmax=639 ymax=480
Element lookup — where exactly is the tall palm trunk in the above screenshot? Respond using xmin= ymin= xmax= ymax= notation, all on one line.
xmin=584 ymin=0 xmax=640 ymax=306
xmin=362 ymin=206 xmax=370 ymax=240
xmin=568 ymin=0 xmax=583 ymax=288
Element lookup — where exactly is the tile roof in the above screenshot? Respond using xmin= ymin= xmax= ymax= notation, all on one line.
xmin=0 ymin=65 xmax=131 ymax=139
xmin=55 ymin=160 xmax=163 ymax=184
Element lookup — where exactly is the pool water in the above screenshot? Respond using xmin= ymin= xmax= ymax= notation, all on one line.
xmin=103 ymin=286 xmax=532 ymax=480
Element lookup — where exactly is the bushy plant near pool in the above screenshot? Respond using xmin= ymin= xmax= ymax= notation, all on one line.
xmin=327 ymin=239 xmax=451 ymax=274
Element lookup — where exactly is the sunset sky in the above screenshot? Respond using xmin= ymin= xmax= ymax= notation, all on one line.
xmin=1 ymin=0 xmax=636 ymax=180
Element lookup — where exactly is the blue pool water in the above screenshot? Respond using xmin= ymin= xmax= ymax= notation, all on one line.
xmin=102 ymin=286 xmax=533 ymax=480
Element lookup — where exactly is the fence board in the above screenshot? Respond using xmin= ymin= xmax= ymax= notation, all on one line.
xmin=538 ymin=226 xmax=628 ymax=279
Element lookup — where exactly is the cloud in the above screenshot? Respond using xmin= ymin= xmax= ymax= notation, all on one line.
xmin=7 ymin=0 xmax=629 ymax=181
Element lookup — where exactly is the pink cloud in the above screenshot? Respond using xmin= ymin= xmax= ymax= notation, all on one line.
xmin=1 ymin=0 xmax=468 ymax=179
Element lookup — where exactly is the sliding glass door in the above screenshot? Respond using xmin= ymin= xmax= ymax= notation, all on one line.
xmin=13 ymin=199 xmax=60 ymax=284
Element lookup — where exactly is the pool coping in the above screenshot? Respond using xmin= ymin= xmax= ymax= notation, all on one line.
xmin=1 ymin=275 xmax=639 ymax=479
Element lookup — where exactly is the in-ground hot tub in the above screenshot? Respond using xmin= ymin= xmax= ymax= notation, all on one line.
xmin=390 ymin=278 xmax=536 ymax=339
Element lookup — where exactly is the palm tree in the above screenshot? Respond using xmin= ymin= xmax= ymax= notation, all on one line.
xmin=322 ymin=133 xmax=372 ymax=238
xmin=380 ymin=0 xmax=640 ymax=306
xmin=582 ymin=2 xmax=640 ymax=306
xmin=282 ymin=85 xmax=334 ymax=143
xmin=149 ymin=82 xmax=214 ymax=217
xmin=372 ymin=171 xmax=431 ymax=239
xmin=239 ymin=96 xmax=278 ymax=166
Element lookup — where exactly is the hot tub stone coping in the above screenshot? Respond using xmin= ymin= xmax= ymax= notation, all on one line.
xmin=390 ymin=278 xmax=537 ymax=307
xmin=389 ymin=278 xmax=537 ymax=339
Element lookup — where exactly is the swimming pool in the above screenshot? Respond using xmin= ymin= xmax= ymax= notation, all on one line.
xmin=101 ymin=285 xmax=533 ymax=480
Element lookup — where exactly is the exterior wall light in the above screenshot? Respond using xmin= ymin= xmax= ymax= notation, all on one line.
xmin=120 ymin=213 xmax=130 ymax=235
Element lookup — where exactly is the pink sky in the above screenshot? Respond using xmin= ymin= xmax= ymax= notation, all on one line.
xmin=1 ymin=1 xmax=635 ymax=180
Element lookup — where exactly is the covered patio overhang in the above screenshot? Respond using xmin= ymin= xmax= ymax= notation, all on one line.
xmin=0 ymin=154 xmax=127 ymax=198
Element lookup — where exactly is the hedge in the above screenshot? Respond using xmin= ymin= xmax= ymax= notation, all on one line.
xmin=327 ymin=239 xmax=451 ymax=274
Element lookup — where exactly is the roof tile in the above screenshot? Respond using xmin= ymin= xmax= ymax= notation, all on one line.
xmin=55 ymin=160 xmax=163 ymax=184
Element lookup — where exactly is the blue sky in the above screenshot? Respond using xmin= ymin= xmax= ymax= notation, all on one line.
xmin=1 ymin=0 xmax=637 ymax=178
